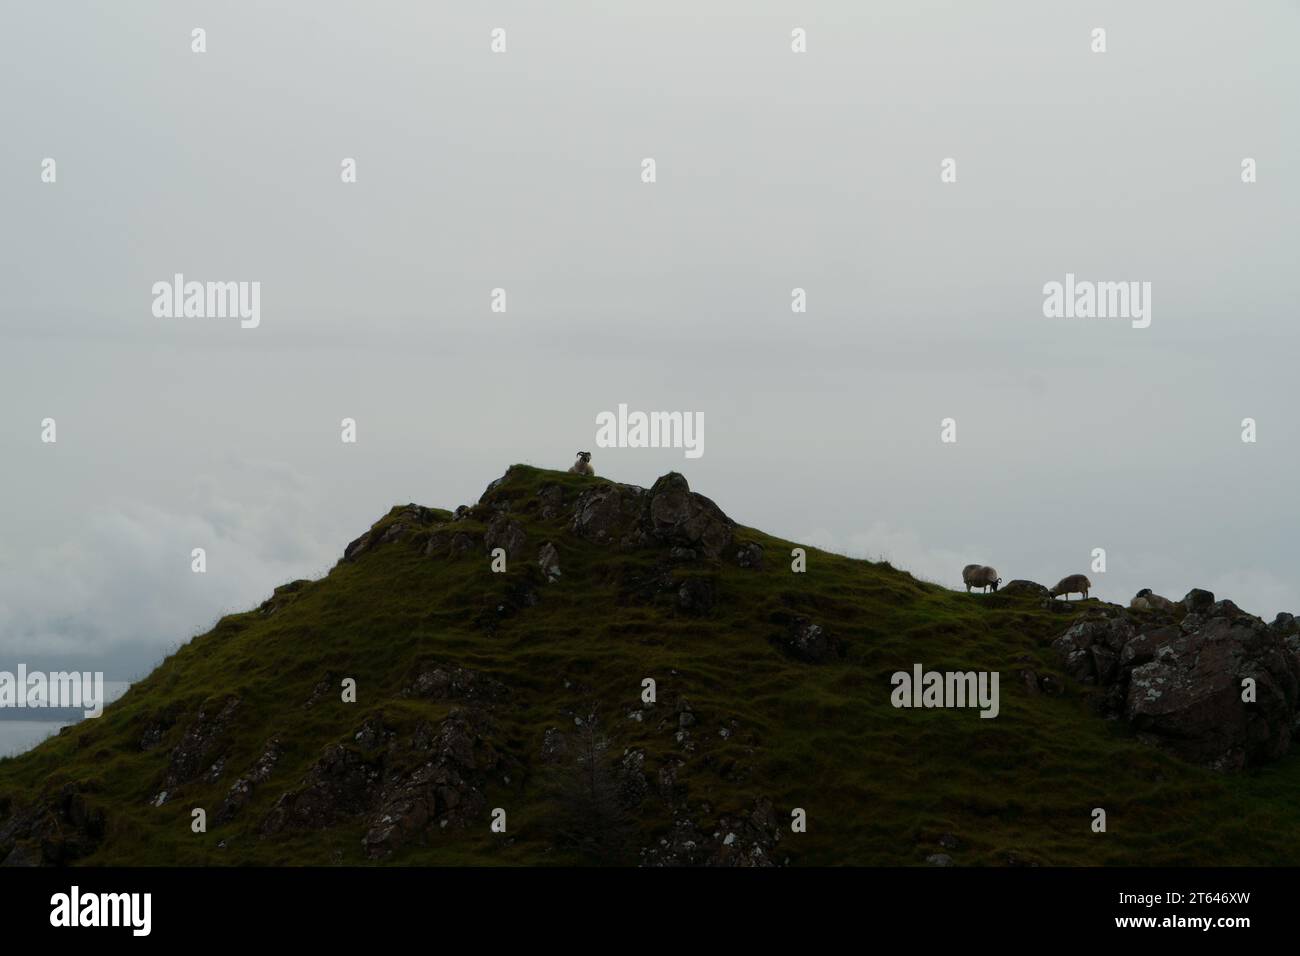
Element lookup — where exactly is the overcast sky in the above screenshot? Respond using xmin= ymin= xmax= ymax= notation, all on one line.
xmin=2 ymin=1 xmax=1297 ymax=680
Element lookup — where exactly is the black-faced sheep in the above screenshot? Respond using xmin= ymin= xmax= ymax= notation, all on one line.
xmin=568 ymin=451 xmax=594 ymax=476
xmin=1130 ymin=588 xmax=1178 ymax=613
xmin=1050 ymin=574 xmax=1092 ymax=600
xmin=962 ymin=564 xmax=1001 ymax=593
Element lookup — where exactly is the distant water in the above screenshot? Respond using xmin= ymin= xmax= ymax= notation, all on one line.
xmin=0 ymin=721 xmax=71 ymax=757
xmin=0 ymin=681 xmax=131 ymax=758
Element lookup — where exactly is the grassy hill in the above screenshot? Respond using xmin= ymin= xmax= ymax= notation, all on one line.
xmin=3 ymin=464 xmax=1299 ymax=866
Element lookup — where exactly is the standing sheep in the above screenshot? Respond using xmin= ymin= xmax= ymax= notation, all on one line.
xmin=568 ymin=451 xmax=594 ymax=476
xmin=1050 ymin=574 xmax=1092 ymax=600
xmin=962 ymin=564 xmax=1001 ymax=593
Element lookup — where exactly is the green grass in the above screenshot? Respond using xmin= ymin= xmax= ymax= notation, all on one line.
xmin=3 ymin=464 xmax=1298 ymax=866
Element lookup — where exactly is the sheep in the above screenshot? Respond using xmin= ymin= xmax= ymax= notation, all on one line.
xmin=962 ymin=564 xmax=1001 ymax=593
xmin=1130 ymin=588 xmax=1178 ymax=613
xmin=568 ymin=451 xmax=594 ymax=476
xmin=1050 ymin=574 xmax=1092 ymax=600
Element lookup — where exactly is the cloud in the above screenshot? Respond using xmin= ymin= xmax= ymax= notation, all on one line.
xmin=0 ymin=459 xmax=338 ymax=671
xmin=797 ymin=523 xmax=975 ymax=588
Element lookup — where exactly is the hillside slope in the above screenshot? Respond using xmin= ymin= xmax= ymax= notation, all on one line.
xmin=3 ymin=465 xmax=1299 ymax=866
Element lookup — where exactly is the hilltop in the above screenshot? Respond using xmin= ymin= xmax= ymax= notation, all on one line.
xmin=2 ymin=464 xmax=1300 ymax=866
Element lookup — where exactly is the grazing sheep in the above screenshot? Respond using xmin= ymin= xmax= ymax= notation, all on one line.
xmin=1130 ymin=588 xmax=1177 ymax=613
xmin=568 ymin=451 xmax=594 ymax=476
xmin=1050 ymin=574 xmax=1092 ymax=600
xmin=962 ymin=564 xmax=1001 ymax=593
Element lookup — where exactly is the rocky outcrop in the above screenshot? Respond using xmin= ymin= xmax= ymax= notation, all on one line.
xmin=537 ymin=484 xmax=565 ymax=520
xmin=643 ymin=474 xmax=734 ymax=558
xmin=1052 ymin=590 xmax=1300 ymax=770
xmin=160 ymin=696 xmax=241 ymax=791
xmin=538 ymin=542 xmax=561 ymax=582
xmin=1000 ymin=580 xmax=1051 ymax=598
xmin=0 ymin=783 xmax=106 ymax=866
xmin=570 ymin=482 xmax=646 ymax=546
xmin=402 ymin=665 xmax=508 ymax=704
xmin=258 ymin=580 xmax=311 ymax=617
xmin=770 ymin=615 xmax=844 ymax=664
xmin=215 ymin=737 xmax=282 ymax=824
xmin=361 ymin=711 xmax=511 ymax=859
xmin=571 ymin=472 xmax=735 ymax=560
xmin=344 ymin=505 xmax=444 ymax=563
xmin=260 ymin=741 xmax=379 ymax=835
xmin=640 ymin=797 xmax=784 ymax=867
xmin=261 ymin=709 xmax=513 ymax=859
xmin=483 ymin=515 xmax=527 ymax=561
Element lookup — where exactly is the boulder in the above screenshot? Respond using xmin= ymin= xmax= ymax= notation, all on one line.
xmin=1124 ymin=616 xmax=1300 ymax=770
xmin=342 ymin=532 xmax=371 ymax=563
xmin=0 ymin=783 xmax=106 ymax=866
xmin=538 ymin=542 xmax=562 ymax=582
xmin=537 ymin=484 xmax=565 ymax=519
xmin=162 ymin=696 xmax=241 ymax=790
xmin=772 ymin=617 xmax=843 ymax=664
xmin=644 ymin=473 xmax=734 ymax=559
xmin=402 ymin=665 xmax=508 ymax=703
xmin=1000 ymin=580 xmax=1051 ymax=598
xmin=1050 ymin=618 xmax=1135 ymax=684
xmin=215 ymin=737 xmax=282 ymax=824
xmin=570 ymin=472 xmax=736 ymax=560
xmin=570 ymin=482 xmax=645 ymax=545
xmin=1052 ymin=596 xmax=1300 ymax=771
xmin=483 ymin=515 xmax=527 ymax=561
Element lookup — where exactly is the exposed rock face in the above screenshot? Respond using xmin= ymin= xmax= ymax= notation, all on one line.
xmin=1000 ymin=580 xmax=1051 ymax=598
xmin=570 ymin=482 xmax=646 ymax=545
xmin=261 ymin=708 xmax=513 ymax=859
xmin=644 ymin=474 xmax=734 ymax=558
xmin=735 ymin=542 xmax=764 ymax=569
xmin=361 ymin=711 xmax=510 ymax=859
xmin=771 ymin=616 xmax=843 ymax=664
xmin=343 ymin=532 xmax=371 ymax=562
xmin=344 ymin=505 xmax=443 ymax=563
xmin=402 ymin=665 xmax=508 ymax=704
xmin=0 ymin=783 xmax=107 ymax=866
xmin=260 ymin=742 xmax=379 ymax=835
xmin=537 ymin=484 xmax=565 ymax=519
xmin=161 ymin=696 xmax=241 ymax=791
xmin=1126 ymin=617 xmax=1300 ymax=770
xmin=640 ymin=797 xmax=783 ymax=867
xmin=483 ymin=515 xmax=527 ymax=561
xmin=258 ymin=580 xmax=311 ymax=617
xmin=571 ymin=472 xmax=735 ymax=560
xmin=215 ymin=737 xmax=282 ymax=824
xmin=1052 ymin=595 xmax=1300 ymax=770
xmin=1183 ymin=588 xmax=1216 ymax=614
xmin=538 ymin=542 xmax=561 ymax=582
